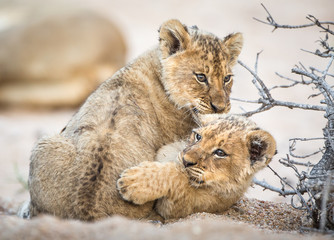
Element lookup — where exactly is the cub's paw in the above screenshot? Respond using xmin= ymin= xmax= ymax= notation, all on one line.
xmin=117 ymin=161 xmax=158 ymax=205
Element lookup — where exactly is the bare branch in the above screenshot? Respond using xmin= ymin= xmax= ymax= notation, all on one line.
xmin=325 ymin=128 xmax=334 ymax=152
xmin=290 ymin=137 xmax=326 ymax=141
xmin=280 ymin=157 xmax=315 ymax=167
xmin=309 ymin=67 xmax=334 ymax=78
xmin=279 ymin=157 xmax=303 ymax=179
xmin=267 ymin=165 xmax=311 ymax=213
xmin=275 ymin=72 xmax=311 ymax=84
xmin=248 ymin=4 xmax=334 ymax=231
xmin=260 ymin=99 xmax=326 ymax=111
xmin=253 ymin=177 xmax=297 ymax=196
xmin=320 ymin=171 xmax=333 ymax=232
xmin=236 ymin=60 xmax=326 ymax=115
xmin=254 ymin=4 xmax=334 ymax=34
xmin=307 ymin=15 xmax=334 ymax=35
xmin=292 ymin=58 xmax=334 ymax=102
xmin=269 ymin=81 xmax=299 ymax=91
xmin=238 ymin=60 xmax=274 ymax=101
xmin=238 ymin=104 xmax=273 ymax=117
xmin=289 ymin=149 xmax=323 ymax=159
xmin=289 ymin=138 xmax=324 ymax=159
xmin=271 ymin=72 xmax=314 ymax=91
xmin=323 ymin=55 xmax=334 ymax=80
xmin=230 ymin=97 xmax=259 ymax=104
xmin=233 ymin=96 xmax=326 ymax=114
xmin=301 ymin=48 xmax=334 ymax=58
xmin=292 ymin=67 xmax=318 ymax=79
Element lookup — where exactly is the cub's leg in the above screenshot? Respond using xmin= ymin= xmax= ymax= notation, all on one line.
xmin=117 ymin=161 xmax=188 ymax=205
xmin=28 ymin=134 xmax=78 ymax=219
xmin=117 ymin=160 xmax=215 ymax=220
xmin=117 ymin=143 xmax=224 ymax=219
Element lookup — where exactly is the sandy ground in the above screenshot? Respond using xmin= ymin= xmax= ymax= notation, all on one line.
xmin=0 ymin=0 xmax=334 ymax=237
xmin=0 ymin=197 xmax=332 ymax=239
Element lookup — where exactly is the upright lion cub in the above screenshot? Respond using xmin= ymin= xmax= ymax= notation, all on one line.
xmin=26 ymin=19 xmax=243 ymax=221
xmin=117 ymin=114 xmax=276 ymax=220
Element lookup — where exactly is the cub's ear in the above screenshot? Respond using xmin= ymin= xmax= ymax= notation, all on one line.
xmin=159 ymin=19 xmax=190 ymax=58
xmin=246 ymin=129 xmax=276 ymax=166
xmin=222 ymin=32 xmax=243 ymax=66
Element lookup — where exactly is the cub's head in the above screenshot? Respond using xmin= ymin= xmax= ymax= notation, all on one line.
xmin=179 ymin=114 xmax=276 ymax=192
xmin=159 ymin=19 xmax=243 ymax=115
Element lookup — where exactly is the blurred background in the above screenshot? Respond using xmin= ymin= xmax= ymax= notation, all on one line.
xmin=0 ymin=0 xmax=333 ymax=205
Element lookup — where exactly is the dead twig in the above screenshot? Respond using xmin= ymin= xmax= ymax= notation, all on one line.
xmin=253 ymin=4 xmax=334 ymax=34
xmin=243 ymin=4 xmax=334 ymax=232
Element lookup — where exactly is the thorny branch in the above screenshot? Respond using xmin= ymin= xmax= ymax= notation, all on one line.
xmin=242 ymin=4 xmax=334 ymax=232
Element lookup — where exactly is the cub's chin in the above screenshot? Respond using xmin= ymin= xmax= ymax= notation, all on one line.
xmin=188 ymin=178 xmax=206 ymax=188
xmin=185 ymin=167 xmax=209 ymax=188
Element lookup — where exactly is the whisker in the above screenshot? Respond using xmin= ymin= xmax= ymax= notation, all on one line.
xmin=189 ymin=168 xmax=204 ymax=175
xmin=198 ymin=102 xmax=209 ymax=109
xmin=202 ymin=174 xmax=207 ymax=184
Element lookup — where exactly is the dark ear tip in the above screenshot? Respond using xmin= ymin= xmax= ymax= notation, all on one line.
xmin=249 ymin=139 xmax=268 ymax=163
xmin=247 ymin=130 xmax=276 ymax=165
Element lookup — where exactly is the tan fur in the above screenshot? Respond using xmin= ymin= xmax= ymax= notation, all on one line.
xmin=117 ymin=114 xmax=276 ymax=220
xmin=26 ymin=19 xmax=243 ymax=221
xmin=0 ymin=2 xmax=126 ymax=108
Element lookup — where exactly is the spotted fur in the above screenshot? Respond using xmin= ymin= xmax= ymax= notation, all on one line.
xmin=160 ymin=21 xmax=243 ymax=114
xmin=24 ymin=19 xmax=243 ymax=221
xmin=117 ymin=114 xmax=276 ymax=220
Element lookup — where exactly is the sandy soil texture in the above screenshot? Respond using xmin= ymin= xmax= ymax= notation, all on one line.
xmin=0 ymin=197 xmax=331 ymax=240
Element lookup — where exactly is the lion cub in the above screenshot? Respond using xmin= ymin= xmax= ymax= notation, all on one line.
xmin=26 ymin=19 xmax=243 ymax=221
xmin=117 ymin=114 xmax=276 ymax=220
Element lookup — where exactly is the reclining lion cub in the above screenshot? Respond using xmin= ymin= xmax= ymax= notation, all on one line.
xmin=26 ymin=19 xmax=243 ymax=221
xmin=117 ymin=114 xmax=276 ymax=220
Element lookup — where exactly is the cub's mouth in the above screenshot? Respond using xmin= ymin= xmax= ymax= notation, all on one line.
xmin=177 ymin=152 xmax=205 ymax=186
xmin=190 ymin=101 xmax=231 ymax=115
xmin=186 ymin=168 xmax=205 ymax=186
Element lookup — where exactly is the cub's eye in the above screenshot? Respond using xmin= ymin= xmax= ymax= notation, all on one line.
xmin=195 ymin=73 xmax=207 ymax=83
xmin=224 ymin=75 xmax=232 ymax=83
xmin=213 ymin=149 xmax=227 ymax=158
xmin=194 ymin=132 xmax=202 ymax=142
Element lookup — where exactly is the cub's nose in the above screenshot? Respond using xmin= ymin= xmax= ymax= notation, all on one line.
xmin=182 ymin=157 xmax=196 ymax=168
xmin=210 ymin=102 xmax=225 ymax=113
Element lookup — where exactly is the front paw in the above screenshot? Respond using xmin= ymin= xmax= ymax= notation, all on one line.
xmin=117 ymin=162 xmax=155 ymax=205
